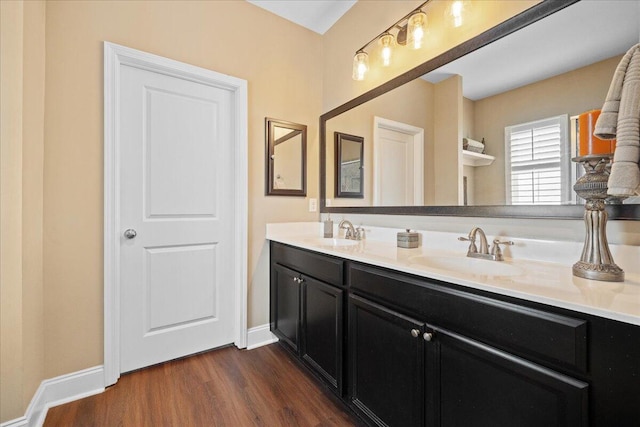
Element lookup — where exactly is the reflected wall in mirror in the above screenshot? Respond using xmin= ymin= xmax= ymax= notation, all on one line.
xmin=335 ymin=132 xmax=364 ymax=198
xmin=266 ymin=118 xmax=306 ymax=196
xmin=321 ymin=0 xmax=640 ymax=217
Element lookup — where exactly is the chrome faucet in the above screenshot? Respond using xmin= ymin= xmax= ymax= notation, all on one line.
xmin=339 ymin=220 xmax=364 ymax=240
xmin=339 ymin=220 xmax=356 ymax=240
xmin=470 ymin=227 xmax=489 ymax=255
xmin=459 ymin=227 xmax=513 ymax=261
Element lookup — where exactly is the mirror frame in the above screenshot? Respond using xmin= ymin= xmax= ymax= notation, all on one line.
xmin=335 ymin=132 xmax=364 ymax=198
xmin=266 ymin=117 xmax=307 ymax=197
xmin=320 ymin=0 xmax=640 ymax=220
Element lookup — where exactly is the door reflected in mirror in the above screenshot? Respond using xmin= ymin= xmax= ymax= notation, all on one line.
xmin=266 ymin=118 xmax=306 ymax=196
xmin=335 ymin=132 xmax=364 ymax=198
xmin=373 ymin=117 xmax=425 ymax=206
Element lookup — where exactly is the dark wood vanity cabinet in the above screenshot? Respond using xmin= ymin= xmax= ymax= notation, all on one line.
xmin=270 ymin=242 xmax=640 ymax=427
xmin=271 ymin=264 xmax=301 ymax=352
xmin=348 ymin=293 xmax=587 ymax=427
xmin=428 ymin=326 xmax=588 ymax=427
xmin=270 ymin=242 xmax=345 ymax=394
xmin=349 ymin=294 xmax=425 ymax=427
xmin=301 ymin=275 xmax=344 ymax=392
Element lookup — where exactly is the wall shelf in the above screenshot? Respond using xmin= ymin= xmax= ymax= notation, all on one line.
xmin=463 ymin=150 xmax=495 ymax=167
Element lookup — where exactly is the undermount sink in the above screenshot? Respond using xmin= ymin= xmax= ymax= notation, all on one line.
xmin=409 ymin=255 xmax=524 ymax=277
xmin=305 ymin=237 xmax=359 ymax=247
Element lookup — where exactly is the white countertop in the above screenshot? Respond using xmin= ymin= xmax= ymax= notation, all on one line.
xmin=266 ymin=222 xmax=640 ymax=326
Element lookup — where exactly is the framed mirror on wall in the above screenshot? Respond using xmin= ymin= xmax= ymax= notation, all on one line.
xmin=266 ymin=118 xmax=307 ymax=196
xmin=335 ymin=132 xmax=364 ymax=198
xmin=319 ymin=0 xmax=640 ymax=220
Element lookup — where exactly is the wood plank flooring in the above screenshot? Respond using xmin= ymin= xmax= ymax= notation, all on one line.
xmin=44 ymin=344 xmax=361 ymax=426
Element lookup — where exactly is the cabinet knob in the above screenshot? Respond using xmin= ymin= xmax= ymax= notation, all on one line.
xmin=423 ymin=332 xmax=434 ymax=342
xmin=410 ymin=329 xmax=420 ymax=338
xmin=292 ymin=276 xmax=304 ymax=284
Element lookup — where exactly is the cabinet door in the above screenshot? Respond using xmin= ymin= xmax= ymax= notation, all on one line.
xmin=270 ymin=264 xmax=301 ymax=352
xmin=301 ymin=277 xmax=343 ymax=394
xmin=349 ymin=294 xmax=424 ymax=427
xmin=425 ymin=326 xmax=588 ymax=427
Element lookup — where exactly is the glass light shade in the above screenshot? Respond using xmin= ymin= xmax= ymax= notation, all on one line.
xmin=379 ymin=33 xmax=395 ymax=66
xmin=352 ymin=51 xmax=369 ymax=81
xmin=446 ymin=0 xmax=470 ymax=28
xmin=407 ymin=10 xmax=427 ymax=49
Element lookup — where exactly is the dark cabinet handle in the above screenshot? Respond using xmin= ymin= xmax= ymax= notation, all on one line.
xmin=423 ymin=332 xmax=434 ymax=342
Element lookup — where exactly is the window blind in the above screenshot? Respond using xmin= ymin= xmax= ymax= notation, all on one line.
xmin=505 ymin=115 xmax=570 ymax=205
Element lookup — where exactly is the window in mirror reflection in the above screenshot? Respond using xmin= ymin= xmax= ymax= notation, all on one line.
xmin=335 ymin=132 xmax=364 ymax=198
xmin=505 ymin=115 xmax=573 ymax=205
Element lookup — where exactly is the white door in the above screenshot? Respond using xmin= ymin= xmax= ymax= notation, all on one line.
xmin=373 ymin=117 xmax=424 ymax=206
xmin=118 ymin=62 xmax=236 ymax=372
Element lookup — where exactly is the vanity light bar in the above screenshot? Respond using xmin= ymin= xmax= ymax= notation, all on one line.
xmin=351 ymin=0 xmax=431 ymax=80
xmin=352 ymin=0 xmax=470 ymax=80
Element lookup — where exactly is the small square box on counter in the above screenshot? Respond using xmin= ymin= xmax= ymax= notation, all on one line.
xmin=397 ymin=229 xmax=419 ymax=248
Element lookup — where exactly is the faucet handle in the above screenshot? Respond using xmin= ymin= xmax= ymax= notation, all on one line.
xmin=458 ymin=236 xmax=477 ymax=253
xmin=491 ymin=239 xmax=514 ymax=260
xmin=356 ymin=226 xmax=365 ymax=240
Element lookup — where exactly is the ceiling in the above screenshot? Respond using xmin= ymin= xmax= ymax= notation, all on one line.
xmin=246 ymin=0 xmax=357 ymax=34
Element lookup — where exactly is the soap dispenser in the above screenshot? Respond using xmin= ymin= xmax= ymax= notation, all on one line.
xmin=324 ymin=215 xmax=334 ymax=238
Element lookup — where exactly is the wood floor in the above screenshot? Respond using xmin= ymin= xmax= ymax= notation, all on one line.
xmin=44 ymin=344 xmax=360 ymax=426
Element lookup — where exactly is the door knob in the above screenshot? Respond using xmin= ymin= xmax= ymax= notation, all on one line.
xmin=123 ymin=229 xmax=137 ymax=239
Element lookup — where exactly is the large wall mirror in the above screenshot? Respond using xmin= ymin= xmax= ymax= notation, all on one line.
xmin=320 ymin=0 xmax=640 ymax=219
xmin=266 ymin=118 xmax=307 ymax=196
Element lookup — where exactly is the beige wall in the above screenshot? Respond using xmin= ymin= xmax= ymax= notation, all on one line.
xmin=434 ymin=75 xmax=463 ymax=205
xmin=42 ymin=0 xmax=322 ymax=380
xmin=21 ymin=0 xmax=47 ymax=414
xmin=1 ymin=0 xmax=47 ymax=421
xmin=1 ymin=1 xmax=25 ymax=420
xmin=473 ymin=55 xmax=621 ymax=205
xmin=462 ymin=97 xmax=476 ymax=205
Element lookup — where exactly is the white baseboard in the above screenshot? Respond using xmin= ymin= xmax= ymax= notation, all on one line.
xmin=0 ymin=365 xmax=105 ymax=427
xmin=246 ymin=324 xmax=278 ymax=350
xmin=0 ymin=417 xmax=27 ymax=427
